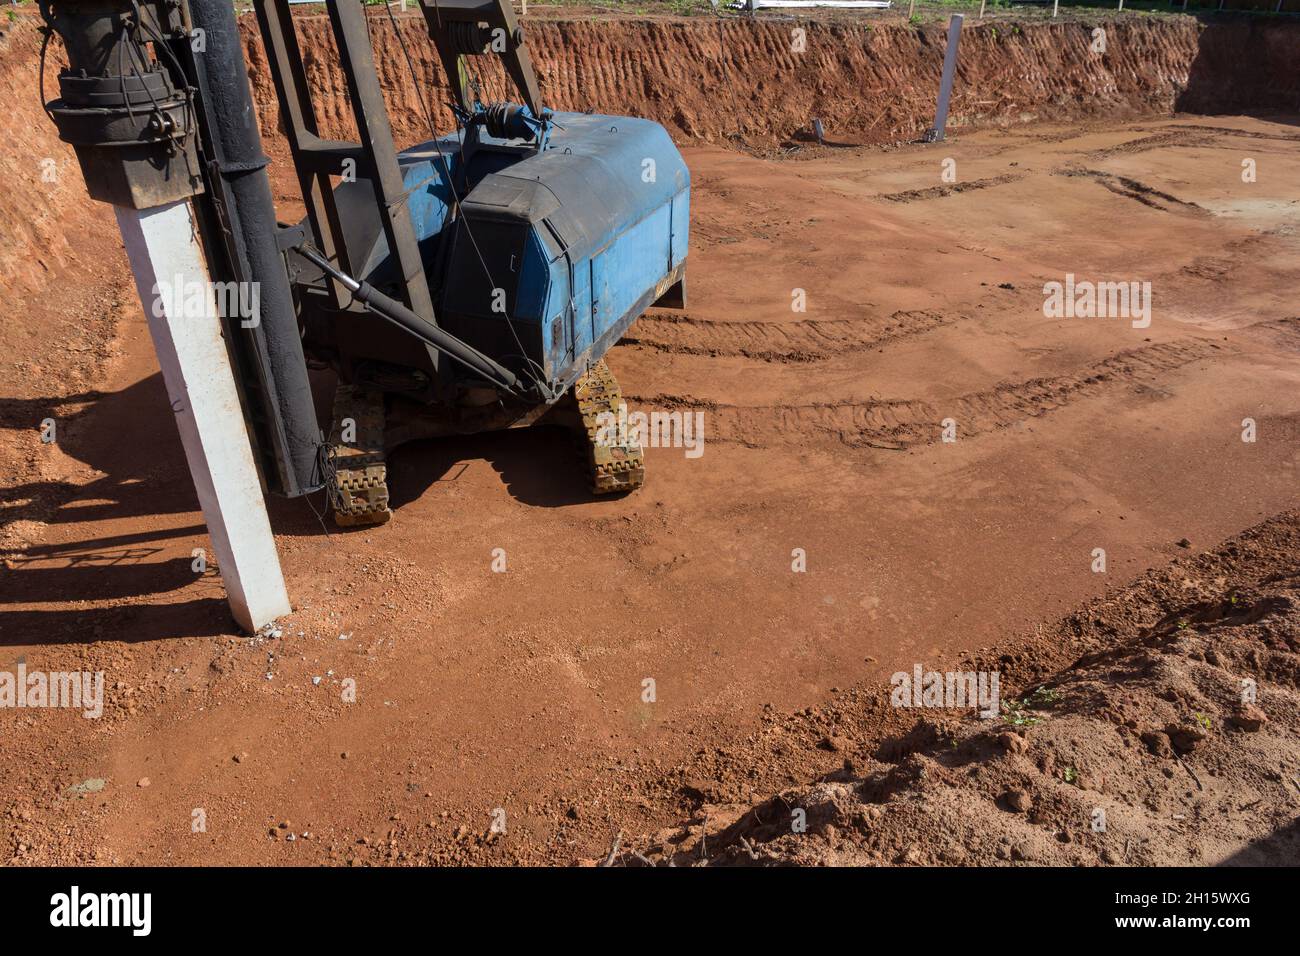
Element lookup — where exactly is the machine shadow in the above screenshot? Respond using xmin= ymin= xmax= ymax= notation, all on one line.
xmin=0 ymin=373 xmax=196 ymax=538
xmin=2 ymin=365 xmax=600 ymax=553
xmin=1 ymin=373 xmax=236 ymax=640
xmin=0 ymin=598 xmax=234 ymax=648
xmin=386 ymin=423 xmax=603 ymax=512
xmin=4 ymin=556 xmax=202 ymax=604
xmin=1215 ymin=818 xmax=1300 ymax=866
xmin=270 ymin=370 xmax=602 ymax=536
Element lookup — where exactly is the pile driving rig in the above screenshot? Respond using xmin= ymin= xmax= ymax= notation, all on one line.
xmin=41 ymin=0 xmax=689 ymax=527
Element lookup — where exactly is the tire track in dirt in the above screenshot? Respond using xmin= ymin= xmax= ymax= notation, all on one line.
xmin=1239 ymin=315 xmax=1300 ymax=351
xmin=627 ymin=340 xmax=1220 ymax=450
xmin=620 ymin=309 xmax=954 ymax=361
xmin=877 ymin=174 xmax=1026 ymax=203
xmin=1142 ymin=124 xmax=1300 ymax=144
xmin=1054 ymin=167 xmax=1205 ymax=214
xmin=1176 ymin=234 xmax=1270 ymax=283
xmin=1084 ymin=128 xmax=1216 ymax=158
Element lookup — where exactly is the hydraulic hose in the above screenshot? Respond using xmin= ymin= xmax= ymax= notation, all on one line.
xmin=296 ymin=245 xmax=530 ymax=400
xmin=190 ymin=0 xmax=326 ymax=496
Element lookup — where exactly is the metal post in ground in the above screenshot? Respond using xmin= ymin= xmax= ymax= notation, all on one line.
xmin=925 ymin=14 xmax=963 ymax=143
xmin=980 ymin=0 xmax=986 ymax=18
xmin=1053 ymin=0 xmax=1059 ymax=16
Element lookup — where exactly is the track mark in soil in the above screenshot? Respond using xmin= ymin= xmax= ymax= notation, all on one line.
xmin=1150 ymin=124 xmax=1300 ymax=144
xmin=989 ymin=124 xmax=1108 ymax=146
xmin=1085 ymin=129 xmax=1215 ymax=158
xmin=628 ymin=341 xmax=1220 ymax=450
xmin=876 ymin=174 xmax=1025 ymax=203
xmin=1054 ymin=167 xmax=1205 ymax=214
xmin=1241 ymin=316 xmax=1300 ymax=351
xmin=621 ymin=309 xmax=955 ymax=361
xmin=1177 ymin=234 xmax=1267 ymax=282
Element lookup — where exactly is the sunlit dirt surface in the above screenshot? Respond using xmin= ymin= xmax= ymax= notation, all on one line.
xmin=3 ymin=111 xmax=1298 ymax=864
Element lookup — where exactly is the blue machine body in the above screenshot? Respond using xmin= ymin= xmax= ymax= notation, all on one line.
xmin=320 ymin=110 xmax=689 ymax=398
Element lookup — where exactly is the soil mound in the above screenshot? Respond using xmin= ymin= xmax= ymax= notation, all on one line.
xmin=613 ymin=512 xmax=1300 ymax=866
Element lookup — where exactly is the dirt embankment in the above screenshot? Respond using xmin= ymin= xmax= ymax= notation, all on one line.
xmin=238 ymin=13 xmax=1300 ymax=147
xmin=5 ymin=11 xmax=1298 ymax=303
xmin=0 ymin=22 xmax=128 ymax=551
xmin=0 ymin=23 xmax=120 ymax=305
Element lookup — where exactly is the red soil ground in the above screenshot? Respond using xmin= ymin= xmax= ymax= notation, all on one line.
xmin=1 ymin=10 xmax=1297 ymax=865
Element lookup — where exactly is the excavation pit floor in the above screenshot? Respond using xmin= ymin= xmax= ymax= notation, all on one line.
xmin=3 ymin=114 xmax=1299 ymax=865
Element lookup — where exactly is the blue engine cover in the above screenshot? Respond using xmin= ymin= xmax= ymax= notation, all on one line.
xmin=439 ymin=112 xmax=690 ymax=390
xmin=337 ymin=112 xmax=689 ymax=394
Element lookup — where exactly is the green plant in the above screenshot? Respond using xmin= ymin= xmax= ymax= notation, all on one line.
xmin=1195 ymin=712 xmax=1212 ymax=731
xmin=666 ymin=0 xmax=703 ymax=15
xmin=1063 ymin=766 xmax=1078 ymax=784
xmin=1002 ymin=685 xmax=1060 ymax=727
xmin=1002 ymin=700 xmax=1040 ymax=727
xmin=1026 ymin=685 xmax=1060 ymax=708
